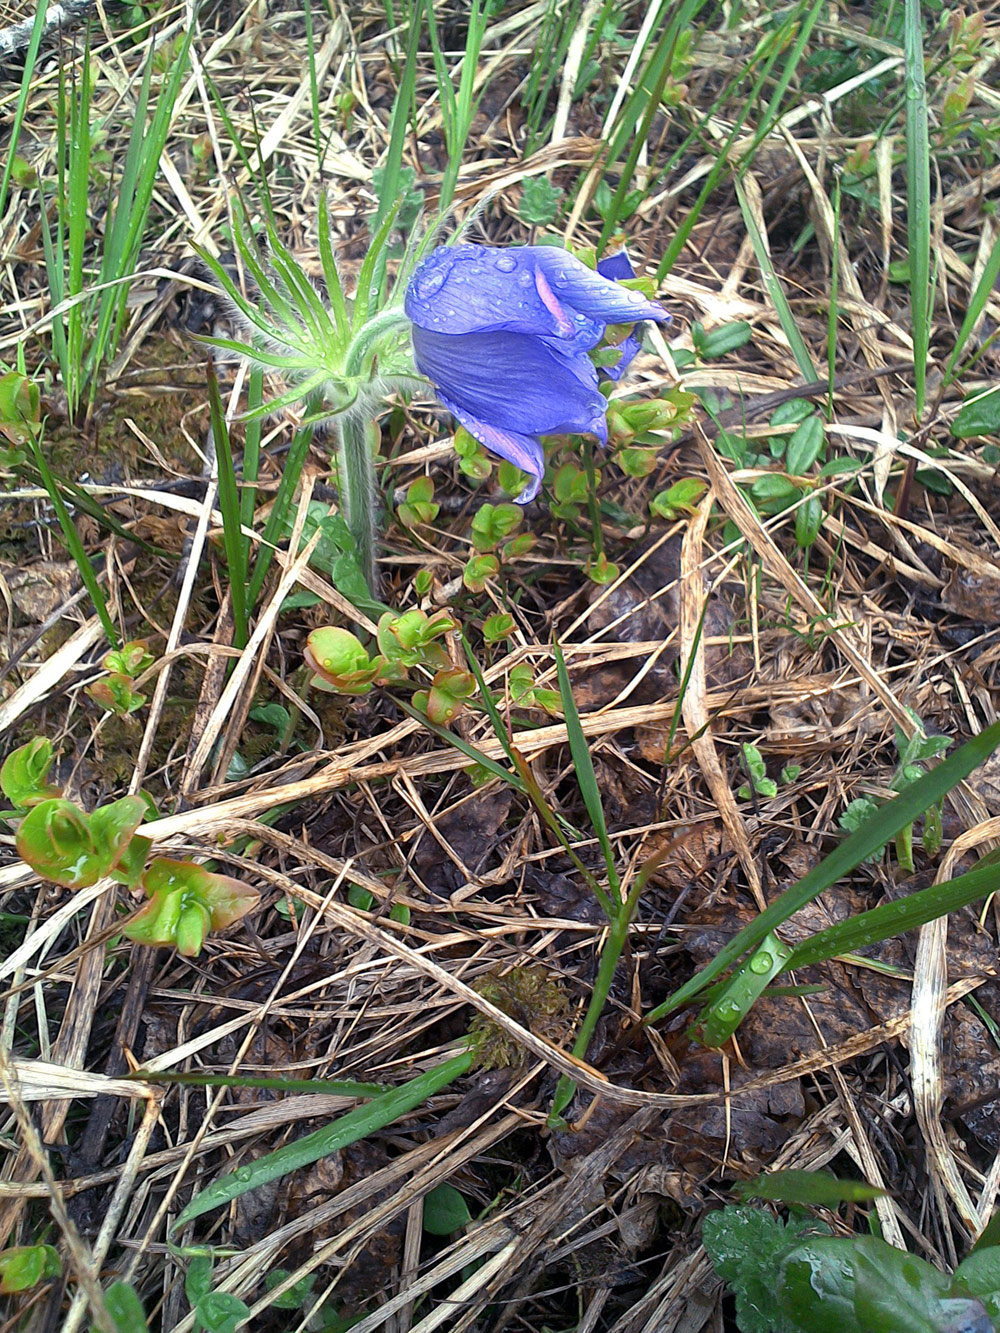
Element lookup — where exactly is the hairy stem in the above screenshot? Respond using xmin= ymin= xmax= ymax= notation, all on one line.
xmin=335 ymin=414 xmax=379 ymax=595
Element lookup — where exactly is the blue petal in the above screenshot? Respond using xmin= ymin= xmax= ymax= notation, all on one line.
xmin=405 ymin=245 xmax=599 ymax=351
xmin=596 ymin=251 xmax=636 ymax=282
xmin=599 ymin=332 xmax=642 ymax=382
xmin=437 ymin=392 xmax=544 ymax=503
xmin=410 ymin=326 xmax=608 ymax=439
xmin=535 ymin=247 xmax=669 ymax=326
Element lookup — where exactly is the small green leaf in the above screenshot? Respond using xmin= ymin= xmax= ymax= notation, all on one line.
xmin=423 ymin=669 xmax=476 ymax=727
xmin=304 ymin=627 xmax=379 ymax=695
xmin=953 ymin=386 xmax=1000 ymax=438
xmin=0 ymin=1244 xmax=60 ymax=1293
xmin=786 ymin=415 xmax=825 ymax=475
xmin=186 ymin=1255 xmax=214 ymax=1306
xmin=795 ymin=495 xmax=824 ymax=549
xmin=694 ymin=320 xmax=753 ymax=359
xmin=264 ymin=1269 xmax=315 ymax=1311
xmin=769 ymin=399 xmax=815 ymax=428
xmin=650 ymin=477 xmax=708 ymax=519
xmin=463 ymin=553 xmax=499 ymax=592
xmin=195 ymin=1290 xmax=251 ymax=1333
xmin=482 ymin=612 xmax=515 ymax=644
xmin=423 ymin=1182 xmax=472 ymax=1235
xmin=347 ymin=884 xmax=376 ymax=912
xmin=736 ymin=1169 xmax=888 ymax=1207
xmin=104 ymin=1280 xmax=150 ymax=1332
xmin=123 ymin=859 xmax=259 ymax=958
xmin=471 ymin=503 xmax=522 ymax=552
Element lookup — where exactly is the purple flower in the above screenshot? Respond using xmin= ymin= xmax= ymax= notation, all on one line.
xmin=404 ymin=244 xmax=670 ymax=503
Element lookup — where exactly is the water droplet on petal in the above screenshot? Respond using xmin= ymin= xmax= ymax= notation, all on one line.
xmin=415 ymin=267 xmax=447 ymax=299
xmin=495 ymin=253 xmax=517 ymax=272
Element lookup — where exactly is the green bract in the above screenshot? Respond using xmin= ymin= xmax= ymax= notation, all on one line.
xmin=196 ymin=197 xmax=415 ymax=426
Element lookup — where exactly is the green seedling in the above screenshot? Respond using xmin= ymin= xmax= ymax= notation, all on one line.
xmin=87 ymin=639 xmax=154 ymax=716
xmin=422 ymin=1183 xmax=472 ymax=1235
xmin=738 ymin=743 xmax=778 ymax=800
xmin=185 ymin=1255 xmax=251 ymax=1333
xmin=123 ymin=858 xmax=260 ymax=959
xmin=705 ymin=1202 xmax=1000 ymax=1333
xmin=585 ymin=551 xmax=620 ymax=585
xmin=0 ymin=370 xmax=40 ymax=449
xmin=0 ymin=1245 xmax=60 ymax=1294
xmin=840 ymin=711 xmax=952 ymax=869
xmin=615 ymin=444 xmax=659 ymax=478
xmin=651 ymin=477 xmax=709 ymax=520
xmin=691 ymin=319 xmax=753 ymax=360
xmin=549 ymin=461 xmax=590 ymax=521
xmin=519 ymin=176 xmax=563 ymax=227
xmin=607 ymin=391 xmax=696 ymax=450
xmin=305 ymin=627 xmax=382 ymax=695
xmin=482 ymin=612 xmax=515 ymax=645
xmin=463 ymin=553 xmax=500 ymax=591
xmin=470 ymin=502 xmax=523 ymax=552
xmin=506 ymin=663 xmax=560 ymax=716
xmin=397 ymin=475 xmax=439 ymax=529
xmin=0 ymin=738 xmax=60 ymax=815
xmin=102 ymin=1281 xmax=151 ymax=1333
xmin=376 ymin=608 xmax=457 ymax=675
xmin=497 ymin=458 xmax=529 ymax=497
xmin=307 ymin=611 xmax=459 ymax=697
xmin=413 ymin=669 xmax=476 ymax=727
xmin=264 ymin=1269 xmax=315 ymax=1311
xmin=16 ymin=795 xmax=149 ymax=889
xmin=453 ymin=427 xmax=491 ymax=483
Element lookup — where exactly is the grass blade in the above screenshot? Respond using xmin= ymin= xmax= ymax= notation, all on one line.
xmin=553 ymin=640 xmax=619 ymax=895
xmin=734 ymin=175 xmax=817 ymax=381
xmin=27 ymin=436 xmax=117 ymax=648
xmin=942 ymin=222 xmax=1000 ymax=390
xmin=643 ymin=718 xmax=1000 ymax=1025
xmin=780 ymin=857 xmax=1000 ymax=972
xmin=172 ymin=1049 xmax=472 ymax=1229
xmin=206 ymin=360 xmax=248 ymax=649
xmin=904 ymin=0 xmax=931 ymax=419
xmin=246 ymin=417 xmax=316 ymax=609
xmin=0 ymin=0 xmax=49 ymax=223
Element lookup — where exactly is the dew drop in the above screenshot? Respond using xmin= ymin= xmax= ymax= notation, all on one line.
xmin=234 ymin=1168 xmax=254 ymax=1183
xmin=750 ymin=952 xmax=772 ymax=974
xmin=415 ymin=266 xmax=447 ymax=299
xmin=495 ymin=253 xmax=518 ymax=272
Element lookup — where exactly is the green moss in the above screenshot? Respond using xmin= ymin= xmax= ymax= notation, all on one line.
xmin=469 ymin=966 xmax=572 ymax=1071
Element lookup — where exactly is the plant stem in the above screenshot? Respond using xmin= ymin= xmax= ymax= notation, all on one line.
xmin=548 ymin=872 xmax=643 ymax=1124
xmin=336 ymin=413 xmax=379 ymax=594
